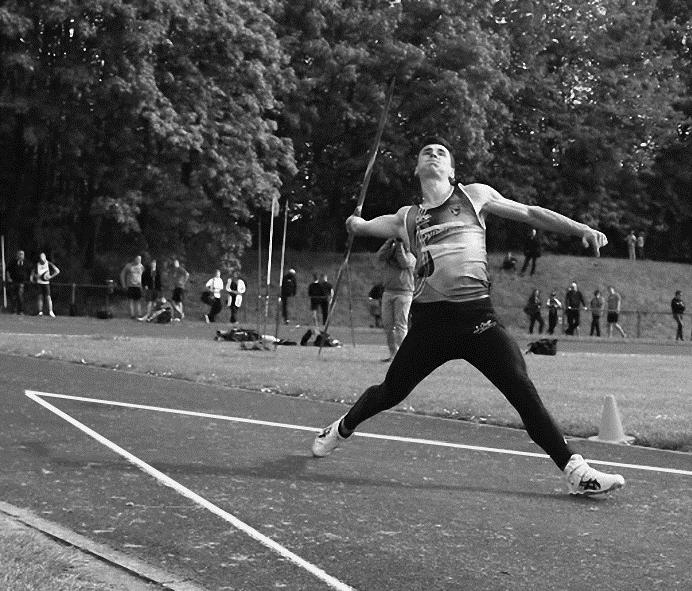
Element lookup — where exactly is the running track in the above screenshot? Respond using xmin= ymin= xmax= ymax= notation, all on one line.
xmin=0 ymin=353 xmax=690 ymax=590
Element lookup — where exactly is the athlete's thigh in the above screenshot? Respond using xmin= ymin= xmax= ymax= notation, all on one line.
xmin=461 ymin=324 xmax=529 ymax=388
xmin=384 ymin=321 xmax=455 ymax=396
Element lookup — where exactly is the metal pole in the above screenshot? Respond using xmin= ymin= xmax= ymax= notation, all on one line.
xmin=1 ymin=235 xmax=6 ymax=310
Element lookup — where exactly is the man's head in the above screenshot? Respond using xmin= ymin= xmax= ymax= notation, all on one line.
xmin=570 ymin=282 xmax=577 ymax=291
xmin=134 ymin=255 xmax=142 ymax=265
xmin=172 ymin=259 xmax=180 ymax=268
xmin=414 ymin=136 xmax=455 ymax=183
xmin=608 ymin=286 xmax=615 ymax=294
xmin=17 ymin=250 xmax=24 ymax=260
xmin=39 ymin=252 xmax=47 ymax=263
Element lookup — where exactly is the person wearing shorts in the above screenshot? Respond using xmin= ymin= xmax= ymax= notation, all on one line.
xmin=31 ymin=252 xmax=60 ymax=317
xmin=120 ymin=255 xmax=144 ymax=319
xmin=311 ymin=136 xmax=625 ymax=496
xmin=606 ymin=286 xmax=626 ymax=337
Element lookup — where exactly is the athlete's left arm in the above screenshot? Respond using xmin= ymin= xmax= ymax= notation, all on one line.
xmin=478 ymin=185 xmax=608 ymax=257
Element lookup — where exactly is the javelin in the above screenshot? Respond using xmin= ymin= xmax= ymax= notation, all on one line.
xmin=319 ymin=77 xmax=396 ymax=355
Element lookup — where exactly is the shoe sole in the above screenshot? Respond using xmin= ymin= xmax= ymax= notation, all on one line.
xmin=570 ymin=479 xmax=625 ymax=496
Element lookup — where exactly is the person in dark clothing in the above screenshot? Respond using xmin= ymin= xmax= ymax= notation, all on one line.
xmin=520 ymin=228 xmax=541 ymax=276
xmin=308 ymin=274 xmax=325 ymax=330
xmin=565 ymin=281 xmax=587 ymax=335
xmin=367 ymin=283 xmax=384 ymax=328
xmin=546 ymin=290 xmax=562 ymax=335
xmin=311 ymin=136 xmax=624 ymax=496
xmin=524 ymin=288 xmax=544 ymax=334
xmin=141 ymin=259 xmax=163 ymax=319
xmin=318 ymin=273 xmax=333 ymax=325
xmin=280 ymin=269 xmax=297 ymax=324
xmin=671 ymin=290 xmax=685 ymax=341
xmin=6 ymin=250 xmax=31 ymax=314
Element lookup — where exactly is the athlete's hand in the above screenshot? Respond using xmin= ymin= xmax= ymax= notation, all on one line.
xmin=582 ymin=228 xmax=608 ymax=257
xmin=346 ymin=214 xmax=363 ymax=236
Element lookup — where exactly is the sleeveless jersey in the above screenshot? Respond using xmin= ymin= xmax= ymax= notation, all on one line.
xmin=405 ymin=184 xmax=491 ymax=303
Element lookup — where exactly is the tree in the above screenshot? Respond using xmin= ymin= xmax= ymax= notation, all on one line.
xmin=0 ymin=0 xmax=295 ymax=274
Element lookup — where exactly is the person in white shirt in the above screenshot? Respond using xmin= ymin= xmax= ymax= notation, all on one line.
xmin=31 ymin=252 xmax=60 ymax=317
xmin=204 ymin=269 xmax=224 ymax=323
xmin=225 ymin=270 xmax=246 ymax=324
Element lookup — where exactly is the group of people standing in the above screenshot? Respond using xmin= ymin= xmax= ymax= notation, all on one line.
xmin=120 ymin=255 xmax=190 ymax=322
xmin=5 ymin=250 xmax=61 ymax=317
xmin=625 ymin=230 xmax=646 ymax=261
xmin=202 ymin=269 xmax=246 ymax=324
xmin=524 ymin=283 xmax=627 ymax=338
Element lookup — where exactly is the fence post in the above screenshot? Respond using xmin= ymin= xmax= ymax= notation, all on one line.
xmin=636 ymin=310 xmax=642 ymax=338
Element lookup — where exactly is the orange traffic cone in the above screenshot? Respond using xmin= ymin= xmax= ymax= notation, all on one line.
xmin=589 ymin=395 xmax=634 ymax=444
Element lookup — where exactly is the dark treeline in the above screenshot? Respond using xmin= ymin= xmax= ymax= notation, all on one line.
xmin=0 ymin=0 xmax=690 ymax=279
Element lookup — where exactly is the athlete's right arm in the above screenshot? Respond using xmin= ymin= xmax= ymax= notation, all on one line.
xmin=346 ymin=207 xmax=409 ymax=241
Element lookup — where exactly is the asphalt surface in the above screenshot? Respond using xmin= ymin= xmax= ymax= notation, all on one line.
xmin=0 ymin=352 xmax=690 ymax=591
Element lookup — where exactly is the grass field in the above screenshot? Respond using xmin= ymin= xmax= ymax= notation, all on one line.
xmin=0 ymin=325 xmax=688 ymax=452
xmin=0 ymin=516 xmax=140 ymax=591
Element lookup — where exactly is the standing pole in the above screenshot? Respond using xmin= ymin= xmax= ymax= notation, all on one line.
xmin=264 ymin=198 xmax=278 ymax=334
xmin=256 ymin=216 xmax=263 ymax=334
xmin=319 ymin=77 xmax=396 ymax=355
xmin=346 ymin=262 xmax=356 ymax=348
xmin=1 ymin=235 xmax=6 ymax=310
xmin=274 ymin=198 xmax=289 ymax=339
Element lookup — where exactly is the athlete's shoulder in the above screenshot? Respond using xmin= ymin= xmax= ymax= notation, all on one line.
xmin=461 ymin=182 xmax=501 ymax=200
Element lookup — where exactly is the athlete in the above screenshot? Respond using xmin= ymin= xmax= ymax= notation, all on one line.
xmin=312 ymin=137 xmax=625 ymax=496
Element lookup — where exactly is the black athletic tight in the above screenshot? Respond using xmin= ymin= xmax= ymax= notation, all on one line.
xmin=343 ymin=299 xmax=574 ymax=470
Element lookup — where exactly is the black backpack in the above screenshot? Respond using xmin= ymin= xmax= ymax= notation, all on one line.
xmin=525 ymin=338 xmax=557 ymax=356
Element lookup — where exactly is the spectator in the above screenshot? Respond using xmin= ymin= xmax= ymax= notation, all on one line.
xmin=367 ymin=283 xmax=384 ymax=328
xmin=169 ymin=259 xmax=190 ymax=319
xmin=318 ymin=272 xmax=334 ymax=325
xmin=589 ymin=289 xmax=605 ymax=337
xmin=546 ymin=290 xmax=562 ymax=335
xmin=308 ymin=274 xmax=324 ymax=330
xmin=502 ymin=251 xmax=517 ymax=272
xmin=30 ymin=252 xmax=60 ymax=317
xmin=6 ymin=249 xmax=31 ymax=314
xmin=671 ymin=290 xmax=685 ymax=341
xmin=120 ymin=255 xmax=144 ymax=319
xmin=138 ymin=297 xmax=174 ymax=323
xmin=524 ymin=288 xmax=545 ymax=334
xmin=226 ymin=269 xmax=246 ymax=325
xmin=204 ymin=269 xmax=224 ymax=323
xmin=565 ymin=281 xmax=586 ymax=336
xmin=376 ymin=237 xmax=415 ymax=361
xmin=141 ymin=259 xmax=163 ymax=319
xmin=636 ymin=232 xmax=645 ymax=260
xmin=280 ymin=269 xmax=297 ymax=324
xmin=606 ymin=286 xmax=627 ymax=338
xmin=625 ymin=230 xmax=637 ymax=260
xmin=520 ymin=228 xmax=541 ymax=276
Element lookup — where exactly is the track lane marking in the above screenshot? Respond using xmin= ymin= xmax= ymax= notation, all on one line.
xmin=24 ymin=390 xmax=356 ymax=591
xmin=26 ymin=390 xmax=692 ymax=477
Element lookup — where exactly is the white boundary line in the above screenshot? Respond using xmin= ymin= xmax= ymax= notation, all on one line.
xmin=26 ymin=390 xmax=692 ymax=477
xmin=24 ymin=390 xmax=356 ymax=591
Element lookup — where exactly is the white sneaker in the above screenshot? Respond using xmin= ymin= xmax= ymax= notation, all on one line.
xmin=38 ymin=311 xmax=43 ymax=316
xmin=564 ymin=454 xmax=625 ymax=495
xmin=48 ymin=311 xmax=56 ymax=318
xmin=312 ymin=415 xmax=349 ymax=457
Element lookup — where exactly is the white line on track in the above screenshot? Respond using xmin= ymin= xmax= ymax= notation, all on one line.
xmin=26 ymin=390 xmax=692 ymax=477
xmin=24 ymin=390 xmax=356 ymax=591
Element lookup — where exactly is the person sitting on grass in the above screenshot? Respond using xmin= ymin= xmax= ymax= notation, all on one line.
xmin=138 ymin=297 xmax=174 ymax=323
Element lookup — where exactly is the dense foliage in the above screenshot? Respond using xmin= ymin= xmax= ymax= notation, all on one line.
xmin=0 ymin=0 xmax=689 ymax=275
